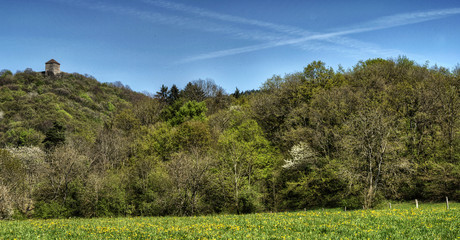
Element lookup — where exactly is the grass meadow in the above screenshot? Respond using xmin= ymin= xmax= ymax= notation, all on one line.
xmin=0 ymin=202 xmax=458 ymax=239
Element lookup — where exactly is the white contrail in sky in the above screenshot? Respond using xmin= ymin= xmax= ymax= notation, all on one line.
xmin=140 ymin=0 xmax=312 ymax=36
xmin=140 ymin=0 xmax=399 ymax=56
xmin=361 ymin=7 xmax=460 ymax=29
xmin=139 ymin=0 xmax=456 ymax=62
xmin=49 ymin=0 xmax=288 ymax=42
xmin=50 ymin=0 xmax=459 ymax=63
xmin=179 ymin=8 xmax=460 ymax=62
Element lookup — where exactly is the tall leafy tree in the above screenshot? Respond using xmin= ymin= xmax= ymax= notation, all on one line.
xmin=218 ymin=114 xmax=276 ymax=213
xmin=168 ymin=101 xmax=207 ymax=126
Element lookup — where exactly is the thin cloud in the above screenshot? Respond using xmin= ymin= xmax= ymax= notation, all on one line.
xmin=180 ymin=28 xmax=402 ymax=63
xmin=180 ymin=8 xmax=460 ymax=62
xmin=294 ymin=38 xmax=403 ymax=58
xmin=49 ymin=0 xmax=288 ymax=42
xmin=138 ymin=0 xmax=415 ymax=61
xmin=140 ymin=0 xmax=311 ymax=36
xmin=361 ymin=8 xmax=460 ymax=29
xmin=140 ymin=0 xmax=389 ymax=52
xmin=50 ymin=0 xmax=460 ymax=63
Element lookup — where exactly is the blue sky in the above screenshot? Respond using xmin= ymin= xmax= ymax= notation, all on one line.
xmin=1 ymin=0 xmax=459 ymax=93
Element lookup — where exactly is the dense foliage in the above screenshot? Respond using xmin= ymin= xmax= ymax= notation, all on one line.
xmin=0 ymin=57 xmax=458 ymax=219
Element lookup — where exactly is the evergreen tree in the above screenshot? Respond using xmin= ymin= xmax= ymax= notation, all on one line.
xmin=43 ymin=122 xmax=66 ymax=150
xmin=168 ymin=84 xmax=180 ymax=104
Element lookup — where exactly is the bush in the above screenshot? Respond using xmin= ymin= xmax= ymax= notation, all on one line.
xmin=34 ymin=201 xmax=71 ymax=219
xmin=35 ymin=201 xmax=70 ymax=219
xmin=4 ymin=128 xmax=45 ymax=147
xmin=237 ymin=187 xmax=263 ymax=214
xmin=339 ymin=196 xmax=362 ymax=210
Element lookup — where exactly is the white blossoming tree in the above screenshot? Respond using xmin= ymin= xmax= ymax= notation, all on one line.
xmin=283 ymin=142 xmax=318 ymax=170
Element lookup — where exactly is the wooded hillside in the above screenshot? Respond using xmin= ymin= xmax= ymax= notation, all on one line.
xmin=0 ymin=57 xmax=458 ymax=219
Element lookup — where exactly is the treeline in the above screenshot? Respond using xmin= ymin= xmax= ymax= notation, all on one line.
xmin=0 ymin=57 xmax=458 ymax=219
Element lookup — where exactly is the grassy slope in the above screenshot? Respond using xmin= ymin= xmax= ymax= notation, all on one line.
xmin=1 ymin=203 xmax=458 ymax=239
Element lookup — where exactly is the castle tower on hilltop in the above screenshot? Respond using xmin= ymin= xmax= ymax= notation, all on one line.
xmin=45 ymin=59 xmax=60 ymax=76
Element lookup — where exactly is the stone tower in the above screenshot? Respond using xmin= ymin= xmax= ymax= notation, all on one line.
xmin=45 ymin=59 xmax=60 ymax=76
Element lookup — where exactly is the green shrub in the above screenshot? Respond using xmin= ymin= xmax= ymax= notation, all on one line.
xmin=34 ymin=201 xmax=71 ymax=219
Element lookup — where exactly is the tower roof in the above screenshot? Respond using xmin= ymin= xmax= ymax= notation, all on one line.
xmin=46 ymin=59 xmax=60 ymax=65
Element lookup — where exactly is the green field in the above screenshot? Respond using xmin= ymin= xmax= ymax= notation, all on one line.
xmin=1 ymin=203 xmax=458 ymax=239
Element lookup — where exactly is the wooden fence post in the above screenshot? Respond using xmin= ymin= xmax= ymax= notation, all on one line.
xmin=415 ymin=199 xmax=418 ymax=209
xmin=446 ymin=197 xmax=449 ymax=210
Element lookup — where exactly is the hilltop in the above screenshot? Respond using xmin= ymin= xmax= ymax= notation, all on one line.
xmin=0 ymin=68 xmax=147 ymax=147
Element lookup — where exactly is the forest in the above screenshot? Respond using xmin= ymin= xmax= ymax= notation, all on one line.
xmin=0 ymin=56 xmax=458 ymax=219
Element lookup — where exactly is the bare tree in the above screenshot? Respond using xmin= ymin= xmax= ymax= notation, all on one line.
xmin=167 ymin=148 xmax=214 ymax=215
xmin=91 ymin=128 xmax=129 ymax=170
xmin=40 ymin=143 xmax=89 ymax=203
xmin=341 ymin=108 xmax=396 ymax=208
xmin=5 ymin=147 xmax=45 ymax=215
xmin=0 ymin=185 xmax=14 ymax=219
